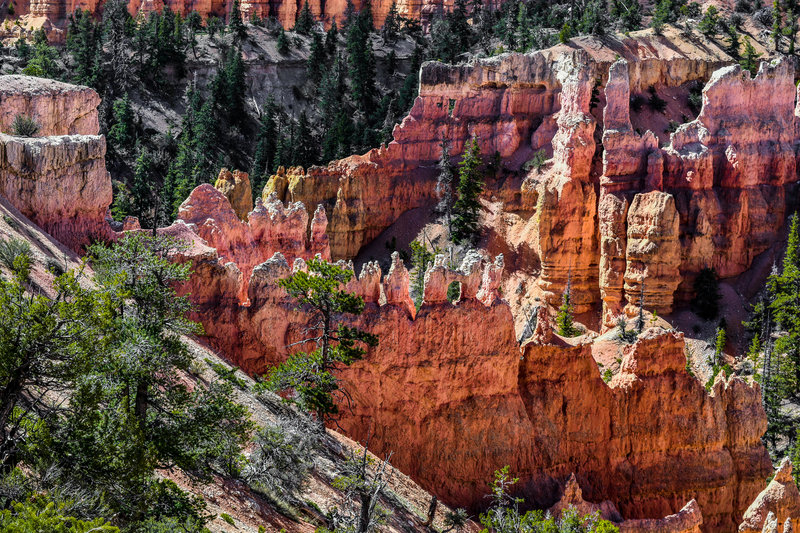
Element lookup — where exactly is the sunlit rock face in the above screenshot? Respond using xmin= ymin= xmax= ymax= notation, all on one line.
xmin=0 ymin=76 xmax=112 ymax=251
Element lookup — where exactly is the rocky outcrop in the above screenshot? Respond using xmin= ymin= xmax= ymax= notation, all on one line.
xmin=548 ymin=474 xmax=704 ymax=533
xmin=176 ymin=184 xmax=329 ymax=301
xmin=739 ymin=458 xmax=800 ymax=533
xmin=3 ymin=0 xmax=480 ymax=41
xmin=0 ymin=77 xmax=113 ymax=251
xmin=265 ymin=41 xmax=797 ymax=326
xmin=0 ymin=75 xmax=100 ymax=136
xmin=0 ymin=133 xmax=113 ymax=251
xmin=214 ymin=168 xmax=253 ymax=221
xmin=173 ymin=209 xmax=771 ymax=530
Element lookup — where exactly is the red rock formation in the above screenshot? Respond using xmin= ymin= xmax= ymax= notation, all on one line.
xmin=739 ymin=458 xmax=800 ymax=533
xmin=176 ymin=184 xmax=330 ymax=301
xmin=172 ymin=204 xmax=771 ymax=530
xmin=0 ymin=75 xmax=100 ymax=136
xmin=3 ymin=0 xmax=482 ymax=41
xmin=0 ymin=76 xmax=112 ymax=251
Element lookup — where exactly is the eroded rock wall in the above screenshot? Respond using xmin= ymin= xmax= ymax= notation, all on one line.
xmin=175 ymin=228 xmax=771 ymax=530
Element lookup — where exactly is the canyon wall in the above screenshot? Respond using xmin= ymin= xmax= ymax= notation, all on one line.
xmin=0 ymin=75 xmax=113 ymax=251
xmin=2 ymin=0 xmax=488 ymax=42
xmin=168 ymin=194 xmax=771 ymax=530
xmin=263 ymin=35 xmax=796 ymax=322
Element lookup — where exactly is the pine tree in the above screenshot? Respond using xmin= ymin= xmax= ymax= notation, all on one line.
xmin=382 ymin=0 xmax=400 ymax=42
xmin=714 ymin=326 xmax=727 ymax=365
xmin=557 ymin=276 xmax=578 ymax=337
xmin=698 ymin=6 xmax=720 ymax=36
xmin=108 ymin=93 xmax=136 ymax=153
xmin=773 ymin=0 xmax=783 ymax=52
xmin=325 ymin=19 xmax=339 ymax=55
xmin=635 ymin=281 xmax=646 ymax=333
xmin=451 ymin=137 xmax=484 ymax=245
xmin=435 ymin=135 xmax=454 ymax=230
xmin=449 ymin=0 xmax=472 ymax=51
xmin=650 ymin=0 xmax=671 ymax=34
xmin=294 ymin=1 xmax=314 ymax=34
xmin=296 ymin=111 xmax=317 ymax=168
xmin=409 ymin=239 xmax=435 ymax=309
xmin=229 ymin=0 xmax=247 ymax=41
xmin=307 ymin=31 xmax=326 ymax=84
xmin=740 ymin=36 xmax=762 ymax=74
xmin=342 ymin=0 xmax=356 ymax=31
xmin=67 ymin=9 xmax=102 ymax=88
xmin=346 ymin=11 xmax=376 ymax=110
xmin=277 ymin=27 xmax=290 ymax=54
xmin=131 ymin=147 xmax=154 ymax=227
xmin=252 ymin=96 xmax=279 ymax=190
xmin=266 ymin=259 xmax=378 ymax=420
xmin=724 ymin=23 xmax=741 ymax=58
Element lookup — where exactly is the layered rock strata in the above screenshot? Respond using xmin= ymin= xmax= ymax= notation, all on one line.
xmin=0 ymin=76 xmax=112 ymax=251
xmin=176 ymin=183 xmax=329 ymax=301
xmin=3 ymin=0 xmax=482 ymax=41
xmin=264 ymin=39 xmax=797 ymax=321
xmin=0 ymin=75 xmax=100 ymax=136
xmin=172 ymin=202 xmax=771 ymax=530
xmin=0 ymin=133 xmax=112 ymax=250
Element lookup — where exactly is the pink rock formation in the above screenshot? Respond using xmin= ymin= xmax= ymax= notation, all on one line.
xmin=176 ymin=184 xmax=329 ymax=301
xmin=4 ymin=0 xmax=483 ymax=41
xmin=0 ymin=75 xmax=100 ymax=136
xmin=739 ymin=458 xmax=800 ymax=533
xmin=174 ymin=219 xmax=771 ymax=530
xmin=0 ymin=133 xmax=113 ymax=251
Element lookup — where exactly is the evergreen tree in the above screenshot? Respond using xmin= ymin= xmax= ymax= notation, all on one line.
xmin=108 ymin=93 xmax=136 ymax=153
xmin=277 ymin=27 xmax=290 ymax=54
xmin=229 ymin=0 xmax=247 ymax=41
xmin=650 ymin=0 xmax=671 ymax=34
xmin=741 ymin=36 xmax=762 ymax=74
xmin=611 ymin=0 xmax=642 ymax=32
xmin=23 ymin=30 xmax=60 ymax=79
xmin=295 ymin=111 xmax=317 ymax=168
xmin=409 ymin=239 xmax=436 ymax=309
xmin=130 ymin=147 xmax=154 ymax=226
xmin=346 ymin=10 xmax=376 ymax=110
xmin=449 ymin=0 xmax=472 ymax=51
xmin=451 ymin=137 xmax=484 ymax=245
xmin=724 ymin=23 xmax=741 ymax=58
xmin=382 ymin=0 xmax=400 ymax=42
xmin=773 ymin=0 xmax=783 ymax=52
xmin=252 ymin=96 xmax=279 ymax=189
xmin=342 ymin=0 xmax=356 ymax=31
xmin=307 ymin=31 xmax=326 ymax=84
xmin=264 ymin=259 xmax=378 ymax=420
xmin=714 ymin=326 xmax=727 ymax=365
xmin=436 ymin=135 xmax=454 ymax=230
xmin=556 ymin=276 xmax=578 ymax=337
xmin=67 ymin=10 xmax=102 ymax=88
xmin=294 ymin=1 xmax=314 ymax=34
xmin=579 ymin=0 xmax=610 ymax=36
xmin=325 ymin=19 xmax=339 ymax=55
xmin=771 ymin=214 xmax=800 ymax=389
xmin=698 ymin=5 xmax=720 ymax=36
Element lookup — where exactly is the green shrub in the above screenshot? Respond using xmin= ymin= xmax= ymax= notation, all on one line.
xmin=0 ymin=237 xmax=32 ymax=277
xmin=220 ymin=513 xmax=235 ymax=525
xmin=10 ymin=114 xmax=40 ymax=137
xmin=523 ymin=149 xmax=548 ymax=172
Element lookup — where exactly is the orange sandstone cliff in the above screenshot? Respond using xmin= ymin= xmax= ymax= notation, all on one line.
xmin=263 ymin=35 xmax=797 ymax=325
